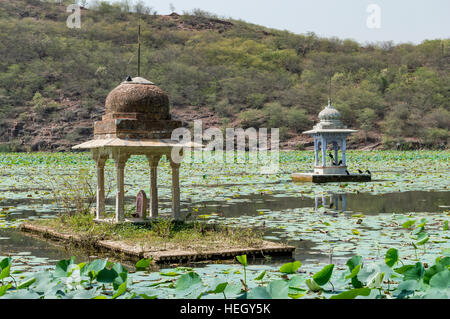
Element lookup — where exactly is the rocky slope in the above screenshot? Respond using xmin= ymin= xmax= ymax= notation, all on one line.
xmin=0 ymin=0 xmax=448 ymax=152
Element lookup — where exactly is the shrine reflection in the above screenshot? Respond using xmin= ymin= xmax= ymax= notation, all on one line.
xmin=314 ymin=193 xmax=347 ymax=212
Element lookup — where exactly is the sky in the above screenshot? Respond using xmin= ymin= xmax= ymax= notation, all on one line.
xmin=120 ymin=0 xmax=450 ymax=45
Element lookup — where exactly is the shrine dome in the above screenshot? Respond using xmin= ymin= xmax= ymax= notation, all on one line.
xmin=105 ymin=76 xmax=170 ymax=120
xmin=318 ymin=101 xmax=342 ymax=121
xmin=309 ymin=100 xmax=347 ymax=130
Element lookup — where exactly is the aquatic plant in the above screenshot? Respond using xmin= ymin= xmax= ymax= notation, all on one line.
xmin=0 ymin=248 xmax=448 ymax=299
xmin=0 ymin=150 xmax=448 ymax=299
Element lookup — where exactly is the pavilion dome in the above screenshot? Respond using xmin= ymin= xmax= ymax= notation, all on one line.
xmin=313 ymin=100 xmax=346 ymax=130
xmin=318 ymin=101 xmax=341 ymax=121
xmin=105 ymin=76 xmax=170 ymax=120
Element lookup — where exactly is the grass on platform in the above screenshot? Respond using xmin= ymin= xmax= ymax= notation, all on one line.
xmin=32 ymin=213 xmax=264 ymax=252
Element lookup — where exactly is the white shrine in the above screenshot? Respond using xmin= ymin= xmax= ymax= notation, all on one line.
xmin=292 ymin=100 xmax=371 ymax=183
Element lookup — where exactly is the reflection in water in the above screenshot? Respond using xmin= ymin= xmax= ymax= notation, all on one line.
xmin=0 ymin=228 xmax=82 ymax=262
xmin=192 ymin=191 xmax=449 ymax=218
xmin=1 ymin=191 xmax=448 ymax=267
xmin=314 ymin=194 xmax=346 ymax=212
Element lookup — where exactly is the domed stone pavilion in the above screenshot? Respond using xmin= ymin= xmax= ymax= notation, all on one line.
xmin=292 ymin=100 xmax=371 ymax=183
xmin=73 ymin=76 xmax=198 ymax=222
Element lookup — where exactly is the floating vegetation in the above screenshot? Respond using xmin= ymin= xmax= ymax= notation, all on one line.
xmin=0 ymin=150 xmax=449 ymax=299
xmin=0 ymin=248 xmax=449 ymax=299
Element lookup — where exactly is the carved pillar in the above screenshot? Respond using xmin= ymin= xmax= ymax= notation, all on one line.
xmin=169 ymin=156 xmax=181 ymax=220
xmin=96 ymin=158 xmax=107 ymax=220
xmin=314 ymin=137 xmax=319 ymax=166
xmin=321 ymin=137 xmax=327 ymax=167
xmin=91 ymin=150 xmax=108 ymax=220
xmin=146 ymin=154 xmax=161 ymax=218
xmin=113 ymin=152 xmax=129 ymax=223
xmin=342 ymin=138 xmax=347 ymax=166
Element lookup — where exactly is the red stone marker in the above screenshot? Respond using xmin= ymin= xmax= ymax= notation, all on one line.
xmin=135 ymin=190 xmax=148 ymax=218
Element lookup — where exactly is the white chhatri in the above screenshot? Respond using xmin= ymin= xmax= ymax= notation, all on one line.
xmin=303 ymin=100 xmax=356 ymax=175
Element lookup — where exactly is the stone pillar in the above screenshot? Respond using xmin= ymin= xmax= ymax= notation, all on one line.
xmin=113 ymin=153 xmax=129 ymax=223
xmin=96 ymin=159 xmax=107 ymax=220
xmin=321 ymin=137 xmax=327 ymax=167
xmin=169 ymin=157 xmax=181 ymax=220
xmin=91 ymin=151 xmax=108 ymax=221
xmin=314 ymin=138 xmax=319 ymax=166
xmin=342 ymin=138 xmax=347 ymax=166
xmin=146 ymin=154 xmax=161 ymax=218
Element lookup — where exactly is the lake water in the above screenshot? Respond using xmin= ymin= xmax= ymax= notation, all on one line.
xmin=1 ymin=190 xmax=448 ymax=267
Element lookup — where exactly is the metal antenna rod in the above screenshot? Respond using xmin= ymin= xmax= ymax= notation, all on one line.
xmin=138 ymin=23 xmax=141 ymax=77
xmin=329 ymin=75 xmax=332 ymax=105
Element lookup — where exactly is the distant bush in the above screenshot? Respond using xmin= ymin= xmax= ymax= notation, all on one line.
xmin=263 ymin=102 xmax=284 ymax=128
xmin=33 ymin=92 xmax=59 ymax=117
xmin=426 ymin=128 xmax=448 ymax=147
xmin=358 ymin=108 xmax=378 ymax=140
xmin=238 ymin=109 xmax=266 ymax=128
xmin=285 ymin=108 xmax=310 ymax=132
xmin=0 ymin=140 xmax=23 ymax=152
xmin=246 ymin=93 xmax=266 ymax=109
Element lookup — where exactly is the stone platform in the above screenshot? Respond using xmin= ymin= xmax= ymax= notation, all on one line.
xmin=19 ymin=223 xmax=295 ymax=264
xmin=292 ymin=173 xmax=371 ymax=183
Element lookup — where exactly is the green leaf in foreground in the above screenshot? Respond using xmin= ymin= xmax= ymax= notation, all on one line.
xmin=346 ymin=255 xmax=362 ymax=271
xmin=96 ymin=268 xmax=118 ymax=283
xmin=0 ymin=257 xmax=12 ymax=280
xmin=429 ymin=269 xmax=450 ymax=289
xmin=395 ymin=265 xmax=415 ymax=274
xmin=313 ymin=264 xmax=334 ymax=286
xmin=135 ymin=258 xmax=153 ymax=271
xmin=54 ymin=257 xmax=75 ymax=278
xmin=86 ymin=259 xmax=107 ymax=278
xmin=176 ymin=272 xmax=202 ymax=291
xmin=403 ymin=262 xmax=425 ymax=281
xmin=305 ymin=278 xmax=322 ymax=292
xmin=113 ymin=272 xmax=127 ymax=291
xmin=345 ymin=264 xmax=361 ymax=280
xmin=423 ymin=258 xmax=449 ymax=285
xmin=385 ymin=248 xmax=399 ymax=267
xmin=159 ymin=271 xmax=180 ymax=277
xmin=236 ymin=255 xmax=247 ymax=267
xmin=280 ymin=261 xmax=301 ymax=274
xmin=112 ymin=282 xmax=127 ymax=299
xmin=415 ymin=232 xmax=429 ymax=246
xmin=247 ymin=286 xmax=272 ymax=299
xmin=267 ymin=280 xmax=289 ymax=299
xmin=402 ymin=220 xmax=416 ymax=228
xmin=0 ymin=283 xmax=12 ymax=297
xmin=254 ymin=270 xmax=266 ymax=281
xmin=330 ymin=288 xmax=371 ymax=299
xmin=17 ymin=277 xmax=36 ymax=289
xmin=367 ymin=272 xmax=384 ymax=289
xmin=208 ymin=282 xmax=228 ymax=294
xmin=395 ymin=280 xmax=418 ymax=294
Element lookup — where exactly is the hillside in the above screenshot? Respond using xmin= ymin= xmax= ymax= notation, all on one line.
xmin=0 ymin=0 xmax=449 ymax=152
